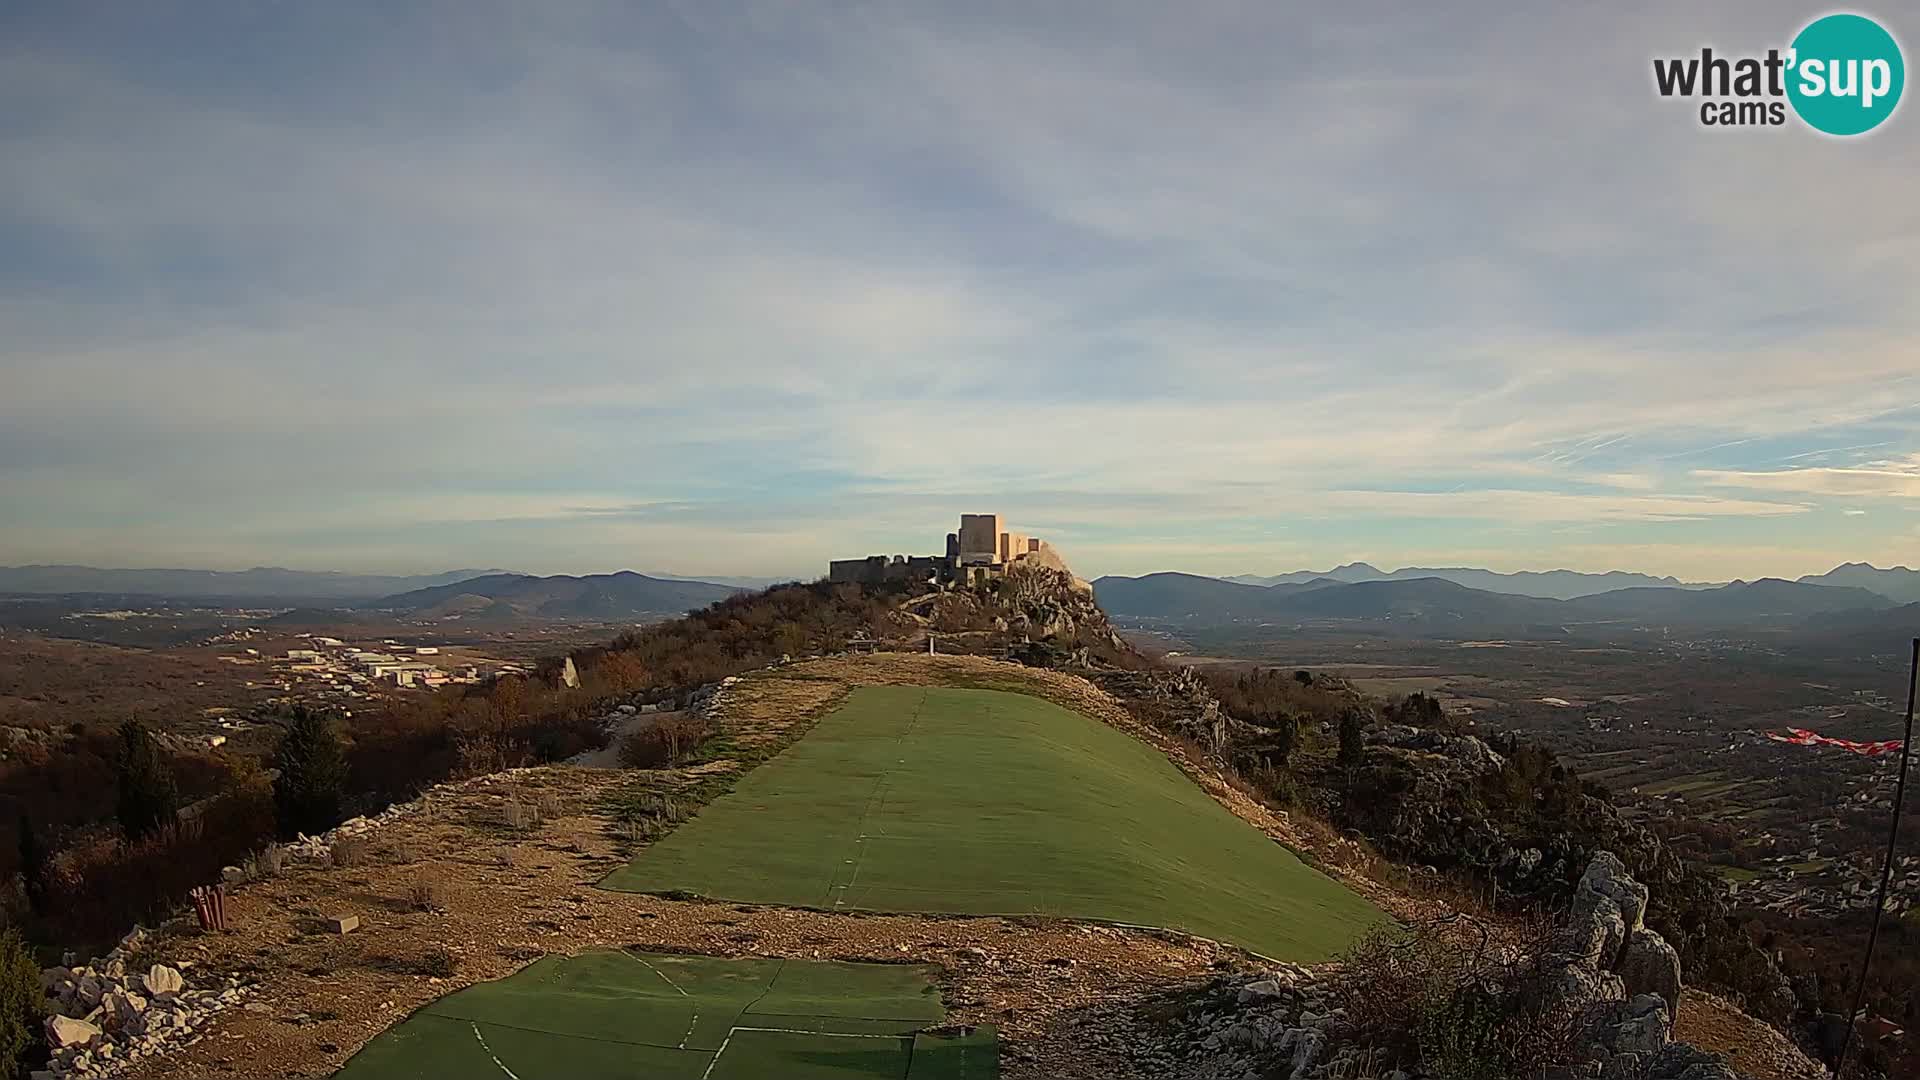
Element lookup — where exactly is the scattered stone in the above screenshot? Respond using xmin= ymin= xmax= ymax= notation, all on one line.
xmin=326 ymin=915 xmax=361 ymax=935
xmin=46 ymin=1015 xmax=102 ymax=1050
xmin=142 ymin=965 xmax=184 ymax=1000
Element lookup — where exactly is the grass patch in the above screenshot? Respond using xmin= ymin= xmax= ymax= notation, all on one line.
xmin=333 ymin=950 xmax=991 ymax=1079
xmin=603 ymin=686 xmax=1389 ymax=962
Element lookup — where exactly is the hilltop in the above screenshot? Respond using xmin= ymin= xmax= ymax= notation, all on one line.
xmin=357 ymin=570 xmax=742 ymax=619
xmin=8 ymin=551 xmax=1828 ymax=1080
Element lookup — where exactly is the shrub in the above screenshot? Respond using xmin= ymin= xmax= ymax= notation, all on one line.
xmin=372 ymin=947 xmax=458 ymax=978
xmin=408 ymin=874 xmax=444 ymax=912
xmin=274 ymin=707 xmax=349 ymax=838
xmin=38 ymin=781 xmax=273 ymax=943
xmin=115 ymin=720 xmax=181 ymax=842
xmin=330 ymin=836 xmax=369 ymax=868
xmin=246 ymin=842 xmax=286 ymax=881
xmin=1335 ymin=921 xmax=1578 ymax=1077
xmin=611 ymin=792 xmax=685 ymax=845
xmin=0 ymin=928 xmax=44 ymax=1078
xmin=503 ymin=795 xmax=541 ymax=831
xmin=1337 ymin=708 xmax=1365 ymax=767
xmin=16 ymin=811 xmax=48 ymax=917
xmin=618 ymin=714 xmax=712 ymax=769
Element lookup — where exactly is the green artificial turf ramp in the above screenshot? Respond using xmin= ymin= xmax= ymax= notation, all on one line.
xmin=332 ymin=951 xmax=981 ymax=1079
xmin=604 ymin=686 xmax=1389 ymax=961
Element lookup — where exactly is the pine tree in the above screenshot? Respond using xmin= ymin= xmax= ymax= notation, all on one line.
xmin=273 ymin=707 xmax=349 ymax=837
xmin=115 ymin=720 xmax=180 ymax=842
xmin=1338 ymin=708 xmax=1365 ymax=767
xmin=0 ymin=928 xmax=43 ymax=1077
xmin=16 ymin=810 xmax=47 ymax=916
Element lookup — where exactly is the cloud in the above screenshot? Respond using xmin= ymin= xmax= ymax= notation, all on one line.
xmin=1320 ymin=489 xmax=1809 ymax=523
xmin=2 ymin=2 xmax=1919 ymax=578
xmin=1693 ymin=454 xmax=1920 ymax=499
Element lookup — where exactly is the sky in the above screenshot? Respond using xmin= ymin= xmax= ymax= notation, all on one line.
xmin=3 ymin=2 xmax=1919 ymax=583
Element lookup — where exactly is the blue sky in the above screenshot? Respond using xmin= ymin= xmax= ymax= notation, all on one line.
xmin=3 ymin=2 xmax=1918 ymax=582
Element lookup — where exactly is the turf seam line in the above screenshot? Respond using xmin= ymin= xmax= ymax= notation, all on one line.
xmin=830 ymin=693 xmax=922 ymax=908
xmin=621 ymin=950 xmax=704 ymax=1047
xmin=702 ymin=1023 xmax=912 ymax=1080
xmin=469 ymin=1023 xmax=523 ymax=1080
xmin=430 ymin=1016 xmax=691 ymax=1052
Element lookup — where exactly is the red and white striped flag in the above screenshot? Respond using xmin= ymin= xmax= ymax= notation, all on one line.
xmin=1765 ymin=727 xmax=1904 ymax=756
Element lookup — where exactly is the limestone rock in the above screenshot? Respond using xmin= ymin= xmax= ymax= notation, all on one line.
xmin=46 ymin=1014 xmax=102 ymax=1049
xmin=1616 ymin=928 xmax=1683 ymax=1021
xmin=142 ymin=964 xmax=185 ymax=999
xmin=1581 ymin=851 xmax=1650 ymax=933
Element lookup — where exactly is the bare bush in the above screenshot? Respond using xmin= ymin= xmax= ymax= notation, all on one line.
xmin=1335 ymin=918 xmax=1578 ymax=1078
xmin=502 ymin=793 xmax=545 ymax=831
xmin=618 ymin=714 xmax=713 ymax=769
xmin=330 ymin=836 xmax=369 ymax=868
xmin=611 ymin=792 xmax=685 ymax=846
xmin=407 ymin=874 xmax=444 ymax=912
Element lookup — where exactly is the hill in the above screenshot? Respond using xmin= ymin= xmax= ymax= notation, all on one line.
xmin=1089 ymin=572 xmax=1292 ymax=621
xmin=1225 ymin=563 xmax=1705 ymax=599
xmin=0 ymin=564 xmax=507 ymax=601
xmin=1096 ymin=572 xmax=1894 ymax=632
xmin=361 ymin=570 xmax=742 ymax=618
xmin=1563 ymin=578 xmax=1897 ymax=622
xmin=1094 ymin=573 xmax=1563 ymax=626
xmin=1797 ymin=561 xmax=1920 ymax=604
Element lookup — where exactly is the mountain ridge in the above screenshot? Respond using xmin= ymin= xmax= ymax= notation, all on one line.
xmin=359 ymin=570 xmax=743 ymax=619
xmin=1094 ymin=571 xmax=1900 ymax=630
xmin=0 ymin=565 xmax=511 ymax=601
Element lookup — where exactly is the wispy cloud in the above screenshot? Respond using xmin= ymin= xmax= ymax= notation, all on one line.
xmin=1693 ymin=454 xmax=1920 ymax=499
xmin=2 ymin=2 xmax=1917 ymax=579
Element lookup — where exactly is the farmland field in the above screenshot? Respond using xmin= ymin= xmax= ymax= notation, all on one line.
xmin=603 ymin=685 xmax=1389 ymax=961
xmin=333 ymin=950 xmax=993 ymax=1079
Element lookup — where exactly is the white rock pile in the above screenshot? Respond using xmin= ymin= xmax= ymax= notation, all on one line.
xmin=1145 ymin=963 xmax=1384 ymax=1080
xmin=270 ymin=798 xmax=421 ymax=866
xmin=36 ymin=928 xmax=255 ymax=1080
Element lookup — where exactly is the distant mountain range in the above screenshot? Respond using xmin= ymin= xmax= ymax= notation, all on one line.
xmin=1094 ymin=569 xmax=1907 ymax=633
xmin=0 ymin=565 xmax=510 ymax=601
xmin=1219 ymin=561 xmax=1920 ymax=605
xmin=1795 ymin=562 xmax=1920 ymax=604
xmin=1222 ymin=562 xmax=1700 ymax=600
xmin=358 ymin=571 xmax=743 ymax=619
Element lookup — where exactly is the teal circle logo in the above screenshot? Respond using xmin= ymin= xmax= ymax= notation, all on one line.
xmin=1787 ymin=13 xmax=1904 ymax=135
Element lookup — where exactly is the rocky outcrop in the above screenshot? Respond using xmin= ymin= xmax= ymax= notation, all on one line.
xmin=1370 ymin=724 xmax=1507 ymax=774
xmin=1543 ymin=853 xmax=1730 ymax=1079
xmin=1143 ymin=852 xmax=1751 ymax=1080
xmin=38 ymin=926 xmax=257 ymax=1079
xmin=1092 ymin=667 xmax=1238 ymax=754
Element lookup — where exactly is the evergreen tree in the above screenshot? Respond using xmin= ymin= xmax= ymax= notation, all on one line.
xmin=0 ymin=928 xmax=43 ymax=1077
xmin=1338 ymin=708 xmax=1365 ymax=767
xmin=273 ymin=707 xmax=349 ymax=837
xmin=114 ymin=720 xmax=180 ymax=842
xmin=16 ymin=809 xmax=47 ymax=917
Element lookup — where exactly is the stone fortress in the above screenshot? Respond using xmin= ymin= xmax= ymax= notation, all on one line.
xmin=828 ymin=513 xmax=1071 ymax=587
